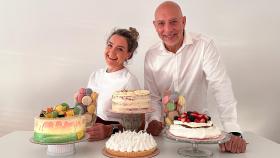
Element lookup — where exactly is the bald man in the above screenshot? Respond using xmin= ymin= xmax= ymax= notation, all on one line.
xmin=144 ymin=1 xmax=246 ymax=153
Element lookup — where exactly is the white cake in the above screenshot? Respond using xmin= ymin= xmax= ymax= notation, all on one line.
xmin=168 ymin=111 xmax=221 ymax=139
xmin=105 ymin=131 xmax=157 ymax=157
xmin=169 ymin=120 xmax=221 ymax=139
xmin=112 ymin=90 xmax=151 ymax=112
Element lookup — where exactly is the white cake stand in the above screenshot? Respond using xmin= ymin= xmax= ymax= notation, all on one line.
xmin=108 ymin=108 xmax=154 ymax=131
xmin=30 ymin=134 xmax=89 ymax=156
xmin=163 ymin=127 xmax=231 ymax=157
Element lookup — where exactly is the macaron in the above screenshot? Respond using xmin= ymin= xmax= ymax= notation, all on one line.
xmin=167 ymin=102 xmax=176 ymax=111
xmin=77 ymin=93 xmax=85 ymax=104
xmin=61 ymin=102 xmax=69 ymax=111
xmin=55 ymin=104 xmax=63 ymax=112
xmin=45 ymin=113 xmax=53 ymax=118
xmin=85 ymin=88 xmax=93 ymax=96
xmin=82 ymin=96 xmax=92 ymax=106
xmin=51 ymin=111 xmax=58 ymax=118
xmin=74 ymin=104 xmax=85 ymax=115
xmin=79 ymin=88 xmax=86 ymax=95
xmin=66 ymin=109 xmax=75 ymax=117
xmin=165 ymin=117 xmax=172 ymax=126
xmin=170 ymin=93 xmax=178 ymax=102
xmin=91 ymin=92 xmax=98 ymax=101
xmin=87 ymin=104 xmax=96 ymax=114
xmin=162 ymin=95 xmax=169 ymax=105
xmin=178 ymin=95 xmax=186 ymax=106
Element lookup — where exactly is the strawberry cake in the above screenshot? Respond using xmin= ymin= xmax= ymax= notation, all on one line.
xmin=169 ymin=111 xmax=221 ymax=139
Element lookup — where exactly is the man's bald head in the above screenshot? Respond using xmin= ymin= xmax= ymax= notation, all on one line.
xmin=154 ymin=1 xmax=183 ymax=20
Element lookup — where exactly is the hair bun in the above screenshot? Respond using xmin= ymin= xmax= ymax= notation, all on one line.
xmin=128 ymin=27 xmax=139 ymax=40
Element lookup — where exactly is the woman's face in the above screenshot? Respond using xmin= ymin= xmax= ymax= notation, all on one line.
xmin=104 ymin=34 xmax=131 ymax=72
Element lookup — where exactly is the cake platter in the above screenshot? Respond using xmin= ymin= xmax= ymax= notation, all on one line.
xmin=102 ymin=147 xmax=160 ymax=158
xmin=163 ymin=127 xmax=231 ymax=157
xmin=30 ymin=134 xmax=89 ymax=156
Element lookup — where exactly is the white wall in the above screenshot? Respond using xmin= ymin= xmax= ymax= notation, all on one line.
xmin=0 ymin=0 xmax=279 ymax=143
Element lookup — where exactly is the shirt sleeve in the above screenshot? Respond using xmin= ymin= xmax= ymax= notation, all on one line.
xmin=144 ymin=52 xmax=162 ymax=123
xmin=203 ymin=40 xmax=241 ymax=133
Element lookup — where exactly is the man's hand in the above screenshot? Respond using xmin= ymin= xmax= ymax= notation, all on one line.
xmin=86 ymin=123 xmax=112 ymax=141
xmin=146 ymin=120 xmax=163 ymax=136
xmin=219 ymin=135 xmax=247 ymax=153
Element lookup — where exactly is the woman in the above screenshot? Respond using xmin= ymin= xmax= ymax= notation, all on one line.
xmin=86 ymin=27 xmax=140 ymax=141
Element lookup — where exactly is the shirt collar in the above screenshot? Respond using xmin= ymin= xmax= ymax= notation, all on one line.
xmin=159 ymin=31 xmax=193 ymax=54
xmin=104 ymin=67 xmax=127 ymax=77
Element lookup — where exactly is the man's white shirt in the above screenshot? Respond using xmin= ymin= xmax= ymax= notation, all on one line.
xmin=144 ymin=32 xmax=241 ymax=133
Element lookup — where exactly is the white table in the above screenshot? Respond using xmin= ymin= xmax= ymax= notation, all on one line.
xmin=0 ymin=131 xmax=279 ymax=158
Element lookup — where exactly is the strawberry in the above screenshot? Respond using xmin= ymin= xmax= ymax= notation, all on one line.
xmin=186 ymin=118 xmax=191 ymax=122
xmin=197 ymin=114 xmax=204 ymax=119
xmin=203 ymin=114 xmax=209 ymax=120
xmin=200 ymin=118 xmax=206 ymax=123
xmin=178 ymin=117 xmax=181 ymax=121
xmin=181 ymin=118 xmax=186 ymax=122
xmin=192 ymin=111 xmax=199 ymax=114
xmin=194 ymin=119 xmax=200 ymax=123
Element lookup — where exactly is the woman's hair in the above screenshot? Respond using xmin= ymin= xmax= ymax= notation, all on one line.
xmin=107 ymin=27 xmax=139 ymax=60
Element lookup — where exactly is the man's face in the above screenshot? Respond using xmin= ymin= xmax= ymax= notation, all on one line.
xmin=154 ymin=7 xmax=186 ymax=52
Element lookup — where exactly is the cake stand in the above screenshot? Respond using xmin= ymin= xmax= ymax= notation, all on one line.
xmin=163 ymin=127 xmax=231 ymax=157
xmin=30 ymin=134 xmax=89 ymax=156
xmin=108 ymin=108 xmax=154 ymax=131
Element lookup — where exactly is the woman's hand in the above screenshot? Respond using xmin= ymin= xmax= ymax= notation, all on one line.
xmin=219 ymin=135 xmax=247 ymax=153
xmin=86 ymin=123 xmax=112 ymax=141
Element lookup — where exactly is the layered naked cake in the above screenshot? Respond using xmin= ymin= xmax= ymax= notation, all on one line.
xmin=169 ymin=111 xmax=221 ymax=139
xmin=112 ymin=90 xmax=151 ymax=112
xmin=105 ymin=131 xmax=157 ymax=157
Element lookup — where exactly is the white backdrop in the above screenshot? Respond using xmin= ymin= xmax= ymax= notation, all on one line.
xmin=0 ymin=0 xmax=279 ymax=143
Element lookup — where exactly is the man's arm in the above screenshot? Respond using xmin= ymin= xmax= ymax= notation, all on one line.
xmin=144 ymin=53 xmax=163 ymax=135
xmin=202 ymin=40 xmax=241 ymax=133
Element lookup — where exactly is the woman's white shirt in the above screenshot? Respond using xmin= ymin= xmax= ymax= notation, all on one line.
xmin=87 ymin=67 xmax=140 ymax=122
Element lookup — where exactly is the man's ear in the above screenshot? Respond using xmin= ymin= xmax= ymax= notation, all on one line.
xmin=153 ymin=20 xmax=157 ymax=28
xmin=182 ymin=16 xmax=186 ymax=26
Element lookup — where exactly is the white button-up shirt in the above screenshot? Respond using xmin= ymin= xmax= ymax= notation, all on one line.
xmin=144 ymin=32 xmax=241 ymax=132
xmin=87 ymin=67 xmax=140 ymax=122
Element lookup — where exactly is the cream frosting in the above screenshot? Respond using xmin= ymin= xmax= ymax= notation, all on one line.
xmin=105 ymin=131 xmax=157 ymax=152
xmin=169 ymin=123 xmax=221 ymax=139
xmin=173 ymin=120 xmax=213 ymax=128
